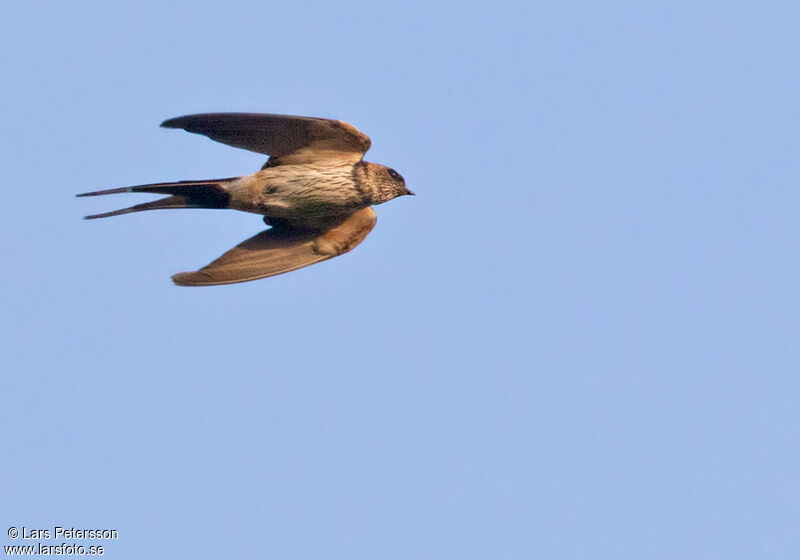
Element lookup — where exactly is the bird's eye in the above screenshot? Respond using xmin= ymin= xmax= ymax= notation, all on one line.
xmin=387 ymin=168 xmax=401 ymax=181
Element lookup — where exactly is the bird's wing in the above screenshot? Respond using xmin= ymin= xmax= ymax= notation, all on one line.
xmin=171 ymin=207 xmax=377 ymax=286
xmin=161 ymin=113 xmax=371 ymax=164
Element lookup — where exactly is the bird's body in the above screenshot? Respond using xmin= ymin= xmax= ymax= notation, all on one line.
xmin=227 ymin=161 xmax=372 ymax=228
xmin=78 ymin=113 xmax=412 ymax=285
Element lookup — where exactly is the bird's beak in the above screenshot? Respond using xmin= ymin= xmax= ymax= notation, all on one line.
xmin=405 ymin=187 xmax=415 ymax=196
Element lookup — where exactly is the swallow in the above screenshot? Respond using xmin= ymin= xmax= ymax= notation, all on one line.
xmin=78 ymin=113 xmax=413 ymax=286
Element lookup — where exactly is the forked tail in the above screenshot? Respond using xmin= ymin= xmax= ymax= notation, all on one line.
xmin=77 ymin=178 xmax=237 ymax=219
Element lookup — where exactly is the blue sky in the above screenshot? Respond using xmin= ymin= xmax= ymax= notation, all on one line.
xmin=2 ymin=2 xmax=799 ymax=558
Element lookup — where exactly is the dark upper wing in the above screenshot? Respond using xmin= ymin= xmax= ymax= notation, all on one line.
xmin=171 ymin=207 xmax=377 ymax=286
xmin=161 ymin=113 xmax=371 ymax=163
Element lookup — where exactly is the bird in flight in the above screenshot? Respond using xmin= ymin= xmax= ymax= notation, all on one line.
xmin=78 ymin=113 xmax=413 ymax=286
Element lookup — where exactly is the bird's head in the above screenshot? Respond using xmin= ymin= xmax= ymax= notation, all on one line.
xmin=367 ymin=163 xmax=414 ymax=203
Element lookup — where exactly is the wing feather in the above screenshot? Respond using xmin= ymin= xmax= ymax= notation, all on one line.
xmin=161 ymin=113 xmax=371 ymax=163
xmin=171 ymin=208 xmax=377 ymax=286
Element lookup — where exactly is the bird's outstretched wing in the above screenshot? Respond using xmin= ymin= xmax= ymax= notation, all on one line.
xmin=161 ymin=113 xmax=371 ymax=164
xmin=172 ymin=207 xmax=377 ymax=286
